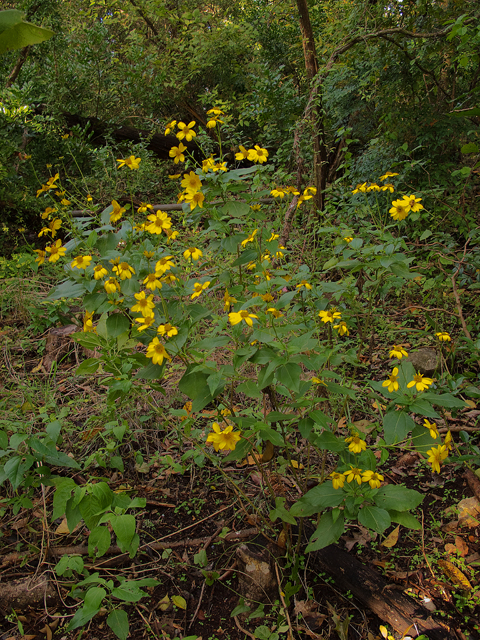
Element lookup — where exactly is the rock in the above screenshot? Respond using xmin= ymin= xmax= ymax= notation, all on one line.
xmin=406 ymin=348 xmax=439 ymax=375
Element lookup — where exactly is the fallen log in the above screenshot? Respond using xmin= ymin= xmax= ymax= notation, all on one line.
xmin=0 ymin=575 xmax=58 ymax=613
xmin=311 ymin=543 xmax=462 ymax=640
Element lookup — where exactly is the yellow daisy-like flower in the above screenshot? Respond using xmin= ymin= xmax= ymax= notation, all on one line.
xmin=176 ymin=121 xmax=196 ymax=141
xmin=407 ymin=373 xmax=433 ymax=392
xmin=110 ymin=200 xmax=126 ymax=223
xmin=143 ymin=273 xmax=163 ymax=291
xmin=435 ymin=331 xmax=451 ymax=342
xmin=169 ymin=143 xmax=187 ymax=164
xmin=351 ymin=182 xmax=367 ymax=194
xmin=191 ymin=281 xmax=210 ymax=300
xmin=296 ymin=280 xmax=312 ymax=291
xmin=41 ymin=206 xmax=56 ymax=220
xmin=206 ymin=422 xmax=241 ymax=452
xmin=380 ymin=183 xmax=395 ymax=193
xmin=117 ymin=155 xmax=141 ymax=170
xmin=379 ymin=171 xmax=399 ymax=181
xmin=164 ymin=119 xmax=177 ymax=135
xmin=131 ymin=291 xmax=155 ymax=317
xmin=247 ymin=145 xmax=269 ymax=164
xmin=382 ymin=367 xmax=399 ymax=393
xmin=71 ymin=255 xmax=92 ymax=270
xmin=345 ymin=434 xmax=366 ymax=454
xmin=146 ymin=337 xmax=171 ymax=365
xmin=318 ymin=308 xmax=341 ymax=324
xmin=165 ymin=228 xmax=179 ymax=243
xmin=181 ymin=171 xmax=202 ymax=192
xmin=157 ymin=323 xmax=178 ymax=338
xmin=34 ymin=249 xmax=46 ymax=265
xmin=426 ymin=444 xmax=448 ymax=473
xmin=223 ymin=289 xmax=237 ymax=311
xmin=343 ymin=236 xmax=353 ymax=243
xmin=60 ymin=198 xmax=71 ymax=206
xmin=330 ymin=471 xmax=345 ymax=490
xmin=404 ymin=194 xmax=424 ymax=212
xmin=155 ymin=256 xmax=175 ymax=273
xmin=83 ymin=311 xmax=95 ymax=333
xmin=345 ymin=466 xmax=363 ymax=485
xmin=184 ymin=190 xmax=205 ymax=210
xmin=389 ymin=198 xmax=411 ymax=221
xmin=333 ymin=321 xmax=349 ymax=336
xmin=361 ymin=470 xmax=384 ymax=489
xmin=93 ymin=265 xmax=108 ymax=280
xmin=235 ymin=145 xmax=249 ymax=161
xmin=389 ymin=344 xmax=408 ymax=359
xmin=261 ymin=293 xmax=274 ymax=302
xmin=183 ymin=247 xmax=202 ymax=261
xmin=228 ymin=310 xmax=258 ymax=327
xmin=135 ymin=315 xmax=155 ymax=331
xmin=45 ymin=239 xmax=66 ymax=263
xmin=146 ymin=211 xmax=172 ymax=234
xmin=271 ymin=188 xmax=287 ymax=198
xmin=241 ymin=229 xmax=258 ymax=247
xmin=112 ymin=262 xmax=135 ymax=280
xmin=311 ymin=377 xmax=326 ymax=385
xmin=267 ymin=308 xmax=283 ymax=319
xmin=104 ymin=277 xmax=120 ymax=294
xmin=366 ymin=183 xmax=381 ymax=192
xmin=138 ymin=203 xmax=153 ymax=214
xmin=423 ymin=419 xmax=439 ymax=439
xmin=444 ymin=430 xmax=453 ymax=452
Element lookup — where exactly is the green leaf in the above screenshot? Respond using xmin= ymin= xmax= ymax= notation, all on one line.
xmin=194 ymin=336 xmax=230 ymax=350
xmin=46 ymin=279 xmax=86 ymax=301
xmin=236 ymin=380 xmax=262 ymax=399
xmin=420 ymin=392 xmax=466 ymax=408
xmin=111 ymin=582 xmax=148 ymax=602
xmin=221 ymin=201 xmax=251 ymax=218
xmin=72 ymin=331 xmax=103 ymax=349
xmin=223 ymin=437 xmax=252 ymax=462
xmin=172 ymin=595 xmax=187 ymax=609
xmin=358 ymin=505 xmax=391 ymax=533
xmin=461 ymin=142 xmax=479 ymax=154
xmin=389 ymin=510 xmax=421 ymax=530
xmin=88 ymin=526 xmax=111 ymax=558
xmin=314 ymin=431 xmax=345 ymax=452
xmin=232 ymin=249 xmax=258 ymax=267
xmin=290 ymin=482 xmax=344 ymax=517
xmin=374 ymin=485 xmax=423 ymax=512
xmin=305 ymin=511 xmax=345 ymax=552
xmin=76 ymin=358 xmax=101 ymax=375
xmin=407 ymin=398 xmax=440 ymax=418
xmin=67 ymin=587 xmax=106 ymax=630
xmin=383 ymin=410 xmax=414 ymax=445
xmin=110 ymin=514 xmax=135 ymax=549
xmin=107 ymin=610 xmax=129 ymax=640
xmin=179 ymin=369 xmax=212 ymax=412
xmin=411 ymin=423 xmax=441 ymax=454
xmin=0 ymin=10 xmax=54 ymax=53
xmin=255 ymin=424 xmax=284 ymax=446
xmin=269 ymin=497 xmax=296 ymax=524
xmin=275 ymin=362 xmax=301 ymax=393
xmin=106 ymin=314 xmax=130 ymax=339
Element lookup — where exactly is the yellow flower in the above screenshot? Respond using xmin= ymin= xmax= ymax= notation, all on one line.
xmin=143 ymin=273 xmax=163 ymax=291
xmin=206 ymin=422 xmax=241 ymax=452
xmin=330 ymin=471 xmax=345 ymax=490
xmin=223 ymin=289 xmax=237 ymax=311
xmin=435 ymin=331 xmax=451 ymax=342
xmin=83 ymin=311 xmax=95 ymax=333
xmin=271 ymin=188 xmax=287 ymax=198
xmin=34 ymin=249 xmax=46 ymax=265
xmin=296 ymin=280 xmax=312 ymax=290
xmin=113 ymin=262 xmax=135 ymax=280
xmin=176 ymin=121 xmax=196 ymax=141
xmin=93 ymin=265 xmax=108 ymax=280
xmin=241 ymin=229 xmax=258 ymax=247
xmin=191 ymin=281 xmax=210 ymax=299
xmin=71 ymin=255 xmax=92 ymax=270
xmin=362 ymin=470 xmax=384 ymax=489
xmin=235 ymin=145 xmax=249 ymax=161
xmin=250 ymin=204 xmax=262 ymax=211
xmin=104 ymin=277 xmax=120 ymax=294
xmin=146 ymin=337 xmax=171 ymax=365
xmin=60 ymin=198 xmax=71 ymax=206
xmin=131 ymin=291 xmax=155 ymax=317
xmin=168 ymin=173 xmax=181 ymax=179
xmin=165 ymin=228 xmax=179 ymax=243
xmin=207 ymin=107 xmax=224 ymax=116
xmin=154 ymin=256 xmax=174 ymax=273
xmin=333 ymin=321 xmax=349 ymax=336
xmin=379 ymin=171 xmax=399 ymax=181
xmin=427 ymin=445 xmax=448 ymax=473
xmin=351 ymin=182 xmax=367 ymax=194
xmin=181 ymin=171 xmax=202 ymax=192
xmin=381 ymin=183 xmax=395 ymax=193
xmin=138 ymin=202 xmax=153 ymax=213
xmin=389 ymin=344 xmax=408 ymax=359
xmin=345 ymin=466 xmax=363 ymax=484
xmin=343 ymin=236 xmax=353 ymax=243
xmin=247 ymin=145 xmax=269 ymax=163
xmin=304 ymin=186 xmax=317 ymax=196
xmin=157 ymin=323 xmax=178 ymax=338
xmin=228 ymin=310 xmax=258 ymax=327
xmin=169 ymin=143 xmax=187 ymax=164
xmin=183 ymin=247 xmax=202 ymax=261
xmin=407 ymin=373 xmax=433 ymax=392
xmin=36 ymin=173 xmax=59 ymax=197
xmin=403 ymin=194 xmax=424 ymax=212
xmin=318 ymin=308 xmax=341 ymax=324
xmin=117 ymin=155 xmax=141 ymax=170
xmin=146 ymin=211 xmax=172 ymax=234
xmin=311 ymin=377 xmax=326 ymax=385
xmin=110 ymin=200 xmax=126 ymax=223
xmin=382 ymin=367 xmax=399 ymax=393
xmin=423 ymin=419 xmax=439 ymax=439
xmin=184 ymin=190 xmax=205 ymax=210
xmin=41 ymin=206 xmax=56 ymax=220
xmin=135 ymin=315 xmax=155 ymax=331
xmin=45 ymin=239 xmax=66 ymax=263
xmin=161 ymin=274 xmax=178 ymax=285
xmin=444 ymin=430 xmax=453 ymax=452
xmin=345 ymin=434 xmax=366 ymax=454
xmin=366 ymin=183 xmax=381 ymax=192
xmin=267 ymin=308 xmax=283 ymax=319
xmin=212 ymin=161 xmax=227 ymax=172
xmin=389 ymin=198 xmax=411 ymax=221
xmin=87 ymin=194 xmax=93 ymax=202
xmin=202 ymin=156 xmax=216 ymax=172
xmin=261 ymin=293 xmax=274 ymax=302
xmin=164 ymin=119 xmax=177 ymax=135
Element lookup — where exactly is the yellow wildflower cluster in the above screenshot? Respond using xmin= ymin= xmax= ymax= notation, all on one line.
xmin=178 ymin=170 xmax=204 ymax=211
xmin=235 ymin=144 xmax=269 ymax=164
xmin=331 ymin=467 xmax=384 ymax=490
xmin=389 ymin=194 xmax=423 ymax=221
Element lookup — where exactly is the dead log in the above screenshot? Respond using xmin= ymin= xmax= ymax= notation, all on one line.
xmin=311 ymin=544 xmax=462 ymax=640
xmin=0 ymin=575 xmax=57 ymax=613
